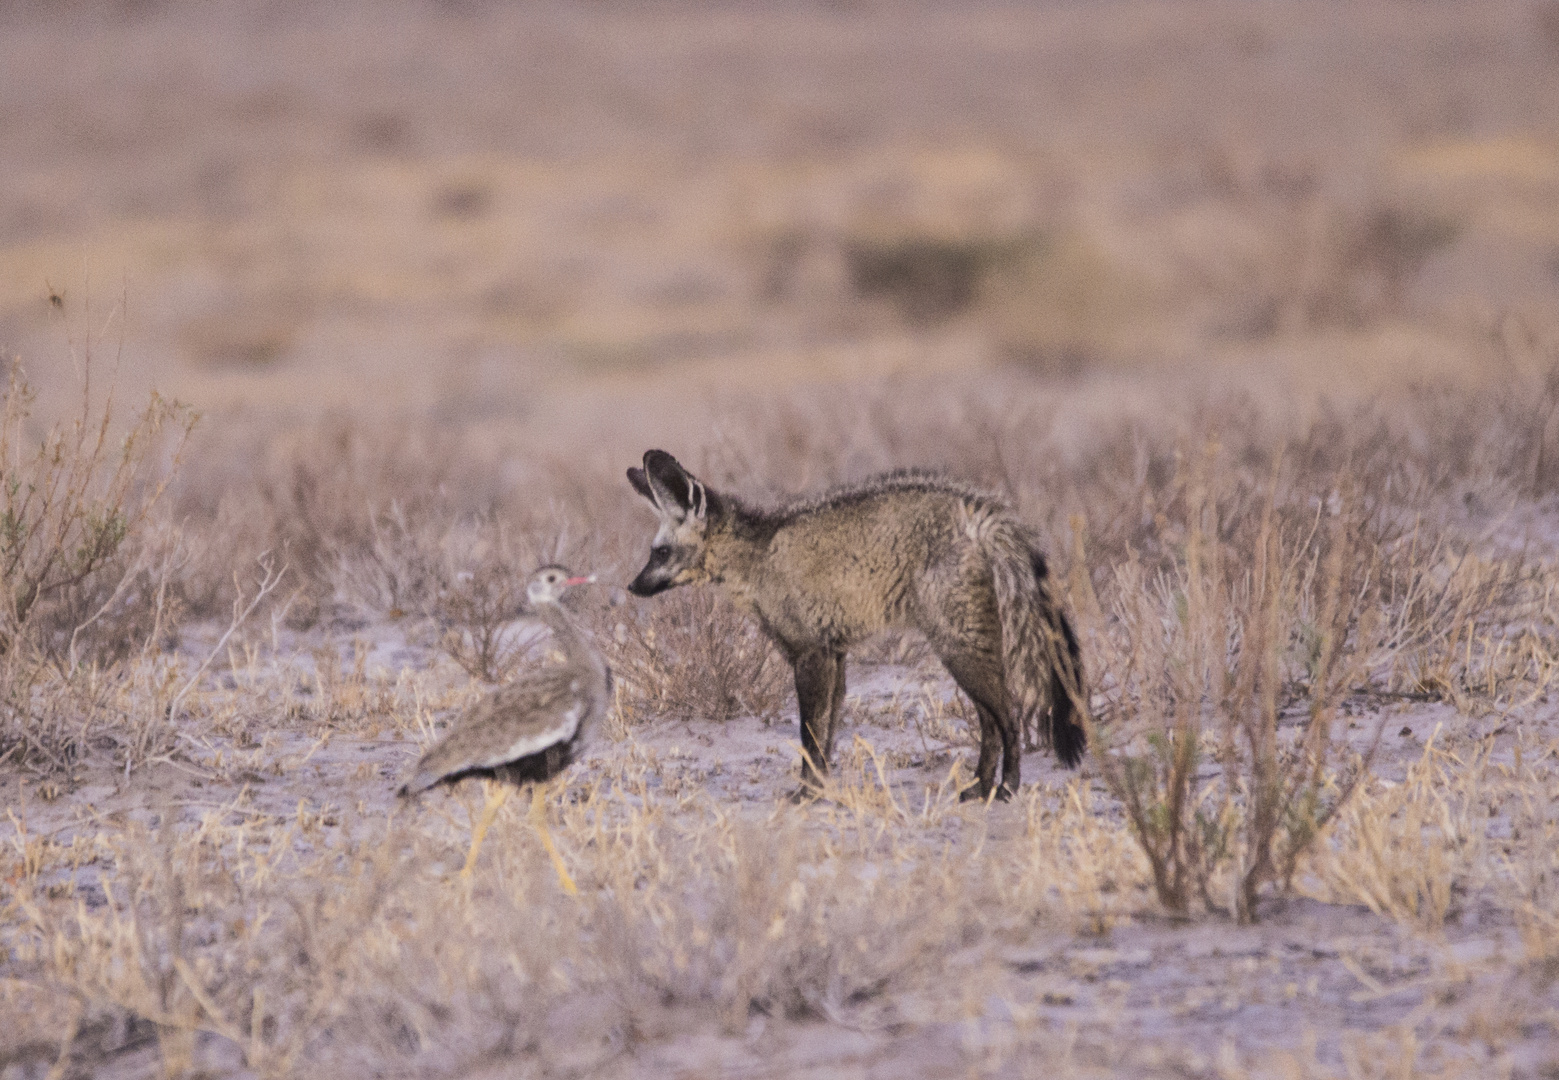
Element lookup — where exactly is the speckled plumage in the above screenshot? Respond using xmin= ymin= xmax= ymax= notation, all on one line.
xmin=626 ymin=451 xmax=1085 ymax=800
xmin=398 ymin=566 xmax=609 ymax=798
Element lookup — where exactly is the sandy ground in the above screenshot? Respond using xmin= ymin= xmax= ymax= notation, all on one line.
xmin=6 ymin=598 xmax=1556 ymax=1077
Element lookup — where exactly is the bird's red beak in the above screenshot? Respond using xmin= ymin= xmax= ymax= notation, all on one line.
xmin=565 ymin=574 xmax=596 ymax=586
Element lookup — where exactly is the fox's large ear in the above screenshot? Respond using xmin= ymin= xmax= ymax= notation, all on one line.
xmin=643 ymin=449 xmax=708 ymax=522
xmin=626 ymin=466 xmax=655 ymax=503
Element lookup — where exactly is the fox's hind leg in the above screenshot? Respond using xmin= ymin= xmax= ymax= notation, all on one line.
xmin=965 ymin=699 xmax=1002 ymax=800
xmin=940 ymin=652 xmax=1019 ymax=802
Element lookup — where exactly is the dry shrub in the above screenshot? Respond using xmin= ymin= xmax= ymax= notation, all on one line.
xmin=1346 ymin=338 xmax=1559 ymax=501
xmin=248 ymin=419 xmax=467 ymax=624
xmin=1086 ymin=445 xmax=1398 ymax=921
xmin=432 ymin=557 xmax=537 ymax=683
xmin=1076 ymin=394 xmax=1557 ymax=924
xmin=0 ymin=362 xmax=195 ymax=770
xmin=0 ymin=366 xmax=193 ymax=663
xmin=1384 ymin=548 xmax=1556 ymax=711
xmin=291 ymin=638 xmax=402 ymax=731
xmin=428 ymin=517 xmax=597 ymax=683
xmin=610 ymin=587 xmax=789 ymax=724
xmin=327 ymin=503 xmax=535 ymax=682
xmin=1484 ymin=351 xmax=1559 ymax=498
xmin=196 ymin=418 xmax=572 ymax=623
xmin=237 ymin=416 xmax=614 ymax=682
xmin=325 ymin=496 xmax=452 ymax=623
xmin=236 ymin=416 xmax=625 ymax=667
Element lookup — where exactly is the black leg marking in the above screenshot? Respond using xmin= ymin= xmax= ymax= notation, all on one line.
xmin=793 ymin=650 xmax=838 ymax=794
xmin=823 ymin=651 xmax=847 ymax=763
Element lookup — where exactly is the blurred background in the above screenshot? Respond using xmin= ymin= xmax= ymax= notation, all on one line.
xmin=1 ymin=0 xmax=1556 ymax=454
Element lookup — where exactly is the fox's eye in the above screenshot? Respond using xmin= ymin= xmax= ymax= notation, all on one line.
xmin=651 ymin=545 xmax=671 ymax=561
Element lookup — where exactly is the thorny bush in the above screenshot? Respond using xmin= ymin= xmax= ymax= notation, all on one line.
xmin=1082 ymin=436 xmax=1550 ymax=922
xmin=0 ymin=362 xmax=194 ymax=770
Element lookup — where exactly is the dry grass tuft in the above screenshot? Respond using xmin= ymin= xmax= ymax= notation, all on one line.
xmin=609 ymin=587 xmax=790 ymax=725
xmin=1308 ymin=733 xmax=1490 ymax=931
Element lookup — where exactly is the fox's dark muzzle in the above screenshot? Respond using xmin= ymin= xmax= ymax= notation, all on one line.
xmin=627 ymin=569 xmax=672 ymax=597
xmin=629 ymin=544 xmax=678 ymax=597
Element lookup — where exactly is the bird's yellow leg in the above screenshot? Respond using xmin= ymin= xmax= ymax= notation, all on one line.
xmin=529 ymin=783 xmax=578 ymax=896
xmin=459 ymin=779 xmax=512 ymax=880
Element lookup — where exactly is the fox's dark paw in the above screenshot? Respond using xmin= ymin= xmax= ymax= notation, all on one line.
xmin=787 ymin=784 xmax=824 ymax=805
xmin=959 ymin=783 xmax=1016 ymax=803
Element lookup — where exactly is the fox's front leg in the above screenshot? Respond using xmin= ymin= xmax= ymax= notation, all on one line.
xmin=823 ymin=651 xmax=847 ymax=763
xmin=792 ymin=649 xmax=839 ymax=796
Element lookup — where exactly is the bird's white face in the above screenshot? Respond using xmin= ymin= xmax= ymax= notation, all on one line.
xmin=527 ymin=566 xmax=595 ymax=606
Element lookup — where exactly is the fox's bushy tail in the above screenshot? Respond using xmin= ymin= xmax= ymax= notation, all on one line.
xmin=987 ymin=524 xmax=1087 ymax=767
xmin=1039 ymin=554 xmax=1088 ymax=768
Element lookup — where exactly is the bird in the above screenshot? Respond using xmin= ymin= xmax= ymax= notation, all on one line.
xmin=399 ymin=564 xmax=608 ymax=888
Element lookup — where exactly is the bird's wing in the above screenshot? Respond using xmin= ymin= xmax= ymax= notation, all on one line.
xmin=400 ymin=669 xmax=589 ymax=795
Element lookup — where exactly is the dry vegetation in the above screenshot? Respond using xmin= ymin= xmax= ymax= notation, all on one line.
xmin=2 ymin=348 xmax=1558 ymax=1077
xmin=3 ymin=0 xmax=1559 ymax=1076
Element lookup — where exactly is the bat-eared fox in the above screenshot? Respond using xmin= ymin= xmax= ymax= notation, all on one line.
xmin=626 ymin=450 xmax=1086 ymax=801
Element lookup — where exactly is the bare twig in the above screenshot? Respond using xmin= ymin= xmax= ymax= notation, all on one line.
xmin=65 ymin=544 xmax=151 ymax=677
xmin=165 ymin=553 xmax=288 ymax=722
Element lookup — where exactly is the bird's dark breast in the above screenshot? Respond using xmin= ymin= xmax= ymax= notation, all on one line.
xmin=503 ymin=740 xmax=577 ymax=784
xmin=438 ymin=739 xmax=578 ymax=790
